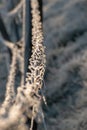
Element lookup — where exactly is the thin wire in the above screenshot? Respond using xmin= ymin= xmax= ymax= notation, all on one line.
xmin=40 ymin=108 xmax=47 ymax=130
xmin=30 ymin=106 xmax=34 ymax=130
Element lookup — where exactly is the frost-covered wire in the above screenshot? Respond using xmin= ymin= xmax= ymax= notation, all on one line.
xmin=1 ymin=45 xmax=17 ymax=114
xmin=0 ymin=0 xmax=46 ymax=129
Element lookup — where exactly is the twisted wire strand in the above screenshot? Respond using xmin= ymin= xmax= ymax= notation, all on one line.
xmin=26 ymin=0 xmax=46 ymax=91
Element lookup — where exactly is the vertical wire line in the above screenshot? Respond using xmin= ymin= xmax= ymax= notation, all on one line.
xmin=2 ymin=46 xmax=17 ymax=109
xmin=23 ymin=0 xmax=32 ymax=84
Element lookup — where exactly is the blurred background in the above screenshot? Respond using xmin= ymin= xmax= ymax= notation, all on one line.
xmin=0 ymin=0 xmax=87 ymax=130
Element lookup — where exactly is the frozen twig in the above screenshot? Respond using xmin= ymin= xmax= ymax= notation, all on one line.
xmin=0 ymin=36 xmax=14 ymax=49
xmin=1 ymin=46 xmax=17 ymax=108
xmin=7 ymin=0 xmax=23 ymax=17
